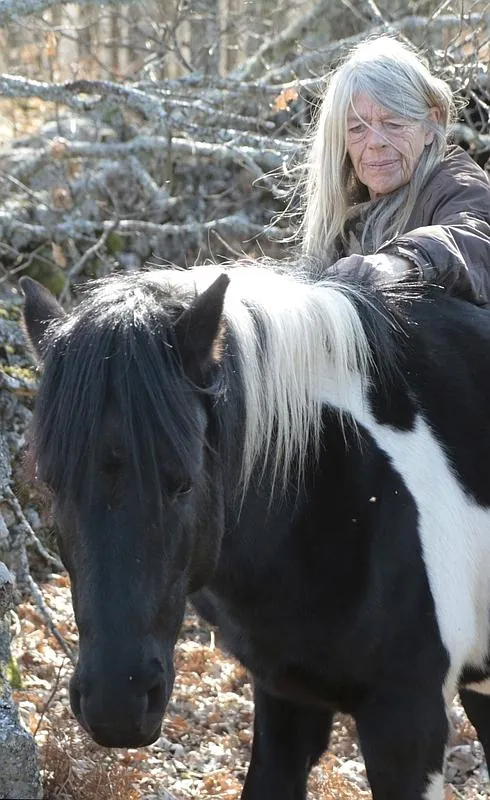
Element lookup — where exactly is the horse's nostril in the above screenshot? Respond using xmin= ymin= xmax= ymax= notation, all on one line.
xmin=147 ymin=681 xmax=165 ymax=715
xmin=69 ymin=680 xmax=82 ymax=718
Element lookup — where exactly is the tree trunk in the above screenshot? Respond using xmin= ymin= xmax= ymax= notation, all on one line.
xmin=189 ymin=0 xmax=221 ymax=74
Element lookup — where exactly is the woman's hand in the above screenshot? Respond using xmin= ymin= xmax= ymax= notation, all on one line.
xmin=365 ymin=254 xmax=414 ymax=276
xmin=333 ymin=253 xmax=416 ymax=280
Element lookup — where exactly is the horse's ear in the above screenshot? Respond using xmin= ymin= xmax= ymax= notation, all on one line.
xmin=19 ymin=276 xmax=65 ymax=360
xmin=174 ymin=273 xmax=230 ymax=378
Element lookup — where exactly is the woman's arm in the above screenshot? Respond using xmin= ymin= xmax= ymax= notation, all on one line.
xmin=378 ymin=164 xmax=490 ymax=305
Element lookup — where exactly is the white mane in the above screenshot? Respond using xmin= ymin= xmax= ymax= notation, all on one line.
xmin=157 ymin=264 xmax=373 ymax=489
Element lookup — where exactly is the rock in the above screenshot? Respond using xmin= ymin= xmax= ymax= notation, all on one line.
xmin=447 ymin=703 xmax=468 ymax=745
xmin=0 ymin=317 xmax=26 ymax=353
xmin=0 ymin=514 xmax=9 ymax=547
xmin=446 ymin=743 xmax=481 ymax=782
xmin=0 ymin=695 xmax=42 ymax=799
xmin=0 ymin=563 xmax=13 ymax=618
xmin=118 ymin=252 xmax=142 ymax=272
xmin=0 ymin=617 xmax=42 ymax=799
xmin=0 ymin=438 xmax=11 ymax=493
xmin=337 ymin=758 xmax=370 ymax=790
xmin=152 ymin=734 xmax=185 ymax=758
xmin=0 ymin=560 xmax=42 ymax=799
xmin=0 ymin=505 xmax=14 ymax=533
xmin=25 ymin=508 xmax=41 ymax=531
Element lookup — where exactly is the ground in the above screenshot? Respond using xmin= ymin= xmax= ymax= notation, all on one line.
xmin=9 ymin=573 xmax=490 ymax=799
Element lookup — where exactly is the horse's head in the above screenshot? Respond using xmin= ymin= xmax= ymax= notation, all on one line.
xmin=21 ymin=272 xmax=229 ymax=747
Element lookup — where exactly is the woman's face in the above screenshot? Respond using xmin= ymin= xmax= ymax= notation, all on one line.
xmin=346 ymin=92 xmax=438 ymax=200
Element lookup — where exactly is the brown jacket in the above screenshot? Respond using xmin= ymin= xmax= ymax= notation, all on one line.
xmin=379 ymin=146 xmax=490 ymax=305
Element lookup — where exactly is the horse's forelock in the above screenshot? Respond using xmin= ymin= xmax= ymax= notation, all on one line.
xmin=32 ymin=274 xmax=209 ymax=510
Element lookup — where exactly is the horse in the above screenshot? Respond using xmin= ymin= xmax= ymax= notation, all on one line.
xmin=20 ymin=260 xmax=490 ymax=800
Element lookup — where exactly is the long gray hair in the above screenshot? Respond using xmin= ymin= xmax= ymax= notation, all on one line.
xmin=300 ymin=36 xmax=456 ymax=261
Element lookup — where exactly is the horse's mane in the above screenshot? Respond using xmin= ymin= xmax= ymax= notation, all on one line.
xmin=33 ymin=260 xmax=414 ymax=502
xmin=168 ymin=260 xmax=409 ymax=488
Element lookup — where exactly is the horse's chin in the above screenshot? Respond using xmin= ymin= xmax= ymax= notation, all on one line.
xmin=76 ymin=713 xmax=162 ymax=748
xmin=72 ymin=703 xmax=162 ymax=748
xmin=96 ymin=726 xmax=162 ymax=749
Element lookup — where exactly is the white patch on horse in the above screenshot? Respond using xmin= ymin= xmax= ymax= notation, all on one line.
xmin=465 ymin=677 xmax=490 ymax=695
xmin=324 ymin=372 xmax=490 ymax=701
xmin=423 ymin=772 xmax=444 ymax=800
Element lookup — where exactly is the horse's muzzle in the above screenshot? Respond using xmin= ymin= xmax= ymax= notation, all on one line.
xmin=69 ymin=658 xmax=172 ymax=748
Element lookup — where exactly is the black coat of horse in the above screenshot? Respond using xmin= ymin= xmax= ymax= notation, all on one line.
xmin=21 ymin=262 xmax=490 ymax=800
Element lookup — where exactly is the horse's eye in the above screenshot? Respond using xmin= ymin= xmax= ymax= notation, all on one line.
xmin=101 ymin=456 xmax=124 ymax=475
xmin=170 ymin=480 xmax=193 ymax=501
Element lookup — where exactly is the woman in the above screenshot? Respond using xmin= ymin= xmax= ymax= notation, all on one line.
xmin=301 ymin=36 xmax=490 ymax=305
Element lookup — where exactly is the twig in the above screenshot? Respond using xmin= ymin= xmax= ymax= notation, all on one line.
xmin=26 ymin=572 xmax=75 ymax=663
xmin=33 ymin=657 xmax=67 ymax=738
xmin=2 ymin=485 xmax=64 ymax=573
xmin=66 ymin=216 xmax=120 ymax=281
xmin=208 ymin=228 xmax=248 ymax=260
xmin=0 ymin=368 xmax=38 ymax=396
xmin=159 ymin=94 xmax=275 ymax=132
xmin=0 ymin=171 xmax=49 ymax=208
xmin=0 ymin=245 xmax=55 ymax=287
xmin=14 ymin=539 xmax=75 ymax=663
xmin=231 ymin=0 xmax=335 ymax=81
xmin=361 ymin=0 xmax=388 ymax=25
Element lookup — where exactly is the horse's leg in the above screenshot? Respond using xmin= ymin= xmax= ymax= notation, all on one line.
xmin=241 ymin=685 xmax=333 ymax=800
xmin=460 ymin=686 xmax=490 ymax=766
xmin=355 ymin=683 xmax=447 ymax=800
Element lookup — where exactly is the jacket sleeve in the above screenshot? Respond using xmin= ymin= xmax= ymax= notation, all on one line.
xmin=379 ymin=166 xmax=490 ymax=305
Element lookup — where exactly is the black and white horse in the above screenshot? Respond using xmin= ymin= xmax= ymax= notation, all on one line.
xmin=21 ymin=261 xmax=490 ymax=800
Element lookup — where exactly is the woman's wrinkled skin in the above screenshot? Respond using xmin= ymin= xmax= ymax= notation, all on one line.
xmin=346 ymin=92 xmax=440 ymax=200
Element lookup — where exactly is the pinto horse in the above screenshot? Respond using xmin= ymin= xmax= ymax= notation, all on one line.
xmin=21 ymin=262 xmax=490 ymax=800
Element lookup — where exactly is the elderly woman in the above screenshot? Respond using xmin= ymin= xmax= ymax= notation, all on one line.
xmin=301 ymin=36 xmax=490 ymax=305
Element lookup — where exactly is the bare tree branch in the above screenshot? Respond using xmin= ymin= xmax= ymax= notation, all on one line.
xmin=264 ymin=12 xmax=490 ymax=82
xmin=133 ymin=74 xmax=322 ymax=97
xmin=1 ymin=213 xmax=294 ymax=246
xmin=5 ymin=135 xmax=295 ymax=188
xmin=0 ymin=368 xmax=38 ymax=396
xmin=451 ymin=125 xmax=490 ymax=154
xmin=0 ymin=0 xmax=123 ymax=26
xmin=65 ymin=216 xmax=119 ymax=282
xmin=231 ymin=0 xmax=336 ymax=81
xmin=2 ymin=486 xmax=64 ymax=574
